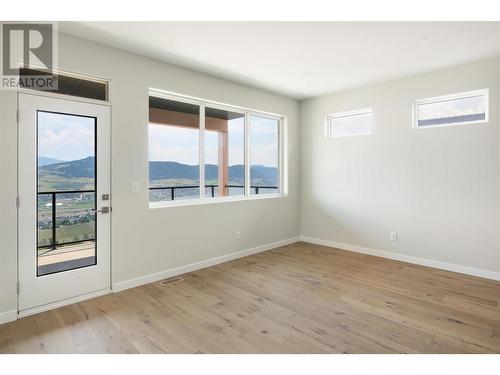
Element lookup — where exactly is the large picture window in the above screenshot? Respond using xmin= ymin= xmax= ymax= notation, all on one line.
xmin=148 ymin=91 xmax=284 ymax=206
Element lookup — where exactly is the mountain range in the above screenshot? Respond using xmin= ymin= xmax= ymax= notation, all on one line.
xmin=149 ymin=161 xmax=277 ymax=185
xmin=38 ymin=156 xmax=66 ymax=167
xmin=39 ymin=156 xmax=96 ymax=178
xmin=38 ymin=157 xmax=278 ymax=186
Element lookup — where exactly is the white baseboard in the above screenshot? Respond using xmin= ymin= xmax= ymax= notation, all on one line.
xmin=6 ymin=234 xmax=495 ymax=323
xmin=0 ymin=310 xmax=17 ymax=324
xmin=113 ymin=236 xmax=301 ymax=292
xmin=17 ymin=288 xmax=111 ymax=319
xmin=300 ymin=235 xmax=500 ymax=281
xmin=2 ymin=237 xmax=300 ymax=322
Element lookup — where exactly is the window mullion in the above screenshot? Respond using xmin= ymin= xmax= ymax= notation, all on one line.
xmin=279 ymin=118 xmax=284 ymax=195
xmin=244 ymin=112 xmax=250 ymax=197
xmin=199 ymin=105 xmax=205 ymax=199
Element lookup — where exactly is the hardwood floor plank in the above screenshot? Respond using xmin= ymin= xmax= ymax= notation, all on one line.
xmin=1 ymin=241 xmax=500 ymax=353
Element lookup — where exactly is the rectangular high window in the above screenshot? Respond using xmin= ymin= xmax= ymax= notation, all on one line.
xmin=327 ymin=108 xmax=373 ymax=138
xmin=148 ymin=91 xmax=284 ymax=206
xmin=413 ymin=89 xmax=489 ymax=128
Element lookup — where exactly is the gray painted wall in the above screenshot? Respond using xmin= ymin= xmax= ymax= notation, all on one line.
xmin=0 ymin=32 xmax=301 ymax=315
xmin=300 ymin=56 xmax=500 ymax=273
xmin=2 ymin=33 xmax=499 ymax=319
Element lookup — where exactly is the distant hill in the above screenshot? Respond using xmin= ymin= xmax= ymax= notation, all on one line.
xmin=38 ymin=156 xmax=65 ymax=167
xmin=38 ymin=157 xmax=278 ymax=188
xmin=149 ymin=161 xmax=278 ymax=186
xmin=38 ymin=157 xmax=95 ymax=191
xmin=39 ymin=156 xmax=95 ymax=178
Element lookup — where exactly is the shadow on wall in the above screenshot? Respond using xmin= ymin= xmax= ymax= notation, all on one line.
xmin=308 ymin=196 xmax=373 ymax=248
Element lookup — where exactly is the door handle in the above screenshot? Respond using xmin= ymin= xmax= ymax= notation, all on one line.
xmin=91 ymin=207 xmax=110 ymax=214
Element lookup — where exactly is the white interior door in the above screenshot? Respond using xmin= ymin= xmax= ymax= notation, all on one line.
xmin=18 ymin=92 xmax=111 ymax=314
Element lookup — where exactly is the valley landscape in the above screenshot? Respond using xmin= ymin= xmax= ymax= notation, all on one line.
xmin=37 ymin=157 xmax=279 ymax=247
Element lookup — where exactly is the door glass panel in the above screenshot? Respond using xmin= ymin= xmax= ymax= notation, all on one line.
xmin=37 ymin=111 xmax=97 ymax=276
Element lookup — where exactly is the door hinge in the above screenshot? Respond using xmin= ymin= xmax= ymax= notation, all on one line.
xmin=17 ymin=282 xmax=20 ymax=295
xmin=16 ymin=196 xmax=20 ymax=209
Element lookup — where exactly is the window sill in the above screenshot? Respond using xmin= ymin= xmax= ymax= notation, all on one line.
xmin=149 ymin=193 xmax=287 ymax=209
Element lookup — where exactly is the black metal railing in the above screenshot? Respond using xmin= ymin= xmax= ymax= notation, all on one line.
xmin=149 ymin=184 xmax=278 ymax=200
xmin=37 ymin=190 xmax=96 ymax=249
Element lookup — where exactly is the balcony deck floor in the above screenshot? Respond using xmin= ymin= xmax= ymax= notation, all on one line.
xmin=38 ymin=241 xmax=96 ymax=267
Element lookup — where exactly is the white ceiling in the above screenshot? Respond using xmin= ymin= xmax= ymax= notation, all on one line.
xmin=60 ymin=22 xmax=500 ymax=99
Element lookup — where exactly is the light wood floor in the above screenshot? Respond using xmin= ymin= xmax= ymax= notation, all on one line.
xmin=2 ymin=241 xmax=500 ymax=354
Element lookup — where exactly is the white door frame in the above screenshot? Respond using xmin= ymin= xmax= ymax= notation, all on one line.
xmin=17 ymin=91 xmax=112 ymax=317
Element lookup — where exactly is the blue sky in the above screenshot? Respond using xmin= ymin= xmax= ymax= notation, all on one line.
xmin=38 ymin=110 xmax=279 ymax=168
xmin=149 ymin=115 xmax=279 ymax=167
xmin=205 ymin=118 xmax=245 ymax=166
xmin=38 ymin=111 xmax=95 ymax=161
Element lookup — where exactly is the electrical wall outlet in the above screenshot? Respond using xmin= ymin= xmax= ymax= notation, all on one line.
xmin=236 ymin=230 xmax=241 ymax=240
xmin=390 ymin=232 xmax=398 ymax=241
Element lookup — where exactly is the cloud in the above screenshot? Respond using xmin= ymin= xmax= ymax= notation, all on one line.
xmin=149 ymin=117 xmax=279 ymax=167
xmin=419 ymin=95 xmax=485 ymax=120
xmin=38 ymin=112 xmax=95 ymax=161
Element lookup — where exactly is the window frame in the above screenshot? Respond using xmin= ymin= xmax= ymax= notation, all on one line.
xmin=326 ymin=108 xmax=373 ymax=138
xmin=412 ymin=89 xmax=489 ymax=130
xmin=19 ymin=66 xmax=110 ymax=102
xmin=148 ymin=89 xmax=287 ymax=208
